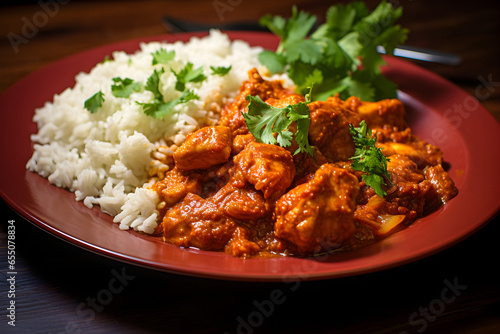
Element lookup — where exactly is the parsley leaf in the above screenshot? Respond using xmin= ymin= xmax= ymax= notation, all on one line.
xmin=348 ymin=120 xmax=392 ymax=197
xmin=210 ymin=65 xmax=232 ymax=76
xmin=84 ymin=90 xmax=105 ymax=113
xmin=111 ymin=77 xmax=142 ymax=98
xmin=172 ymin=62 xmax=207 ymax=92
xmin=259 ymin=1 xmax=408 ymax=101
xmin=151 ymin=49 xmax=176 ymax=65
xmin=243 ymin=94 xmax=313 ymax=156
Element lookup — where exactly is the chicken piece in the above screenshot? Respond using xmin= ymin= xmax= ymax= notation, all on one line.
xmin=220 ymin=68 xmax=292 ymax=137
xmin=353 ymin=195 xmax=410 ymax=236
xmin=162 ymin=193 xmax=237 ymax=251
xmin=160 ymin=185 xmax=273 ymax=256
xmin=308 ymin=99 xmax=362 ymax=162
xmin=265 ymin=93 xmax=305 ymax=108
xmin=372 ymin=126 xmax=443 ymax=168
xmin=212 ymin=183 xmax=272 ymax=221
xmin=387 ymin=154 xmax=425 ymax=184
xmin=385 ymin=154 xmax=429 ymax=213
xmin=231 ymin=142 xmax=296 ymax=200
xmin=224 ymin=226 xmax=262 ymax=258
xmin=353 ymin=155 xmax=427 ymax=236
xmin=354 ymin=154 xmax=439 ymax=236
xmin=377 ymin=141 xmax=442 ymax=168
xmin=152 ymin=167 xmax=201 ymax=208
xmin=342 ymin=95 xmax=408 ymax=130
xmin=274 ymin=164 xmax=360 ymax=254
xmin=291 ymin=147 xmax=329 ymax=187
xmin=173 ymin=126 xmax=232 ymax=170
xmin=231 ymin=133 xmax=256 ymax=155
xmin=424 ymin=164 xmax=458 ymax=203
xmin=373 ymin=125 xmax=413 ymax=142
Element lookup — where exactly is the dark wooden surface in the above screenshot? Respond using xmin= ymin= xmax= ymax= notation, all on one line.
xmin=1 ymin=1 xmax=499 ymax=333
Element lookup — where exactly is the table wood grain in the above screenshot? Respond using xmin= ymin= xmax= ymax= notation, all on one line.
xmin=1 ymin=1 xmax=499 ymax=333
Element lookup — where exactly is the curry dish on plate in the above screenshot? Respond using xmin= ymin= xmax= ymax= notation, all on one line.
xmin=151 ymin=68 xmax=458 ymax=258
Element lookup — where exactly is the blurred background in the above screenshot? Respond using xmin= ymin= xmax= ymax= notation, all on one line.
xmin=1 ymin=0 xmax=499 ymax=120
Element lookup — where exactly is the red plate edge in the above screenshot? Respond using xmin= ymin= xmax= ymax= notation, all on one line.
xmin=1 ymin=31 xmax=499 ymax=282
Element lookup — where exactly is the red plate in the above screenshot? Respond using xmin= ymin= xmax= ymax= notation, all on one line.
xmin=1 ymin=32 xmax=499 ymax=281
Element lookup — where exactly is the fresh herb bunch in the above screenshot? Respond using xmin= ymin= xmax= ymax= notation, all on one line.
xmin=349 ymin=120 xmax=392 ymax=197
xmin=258 ymin=1 xmax=408 ymax=102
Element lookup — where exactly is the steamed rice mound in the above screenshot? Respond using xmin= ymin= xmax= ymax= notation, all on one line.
xmin=26 ymin=30 xmax=289 ymax=234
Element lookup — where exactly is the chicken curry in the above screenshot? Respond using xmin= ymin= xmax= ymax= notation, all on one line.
xmin=150 ymin=68 xmax=458 ymax=258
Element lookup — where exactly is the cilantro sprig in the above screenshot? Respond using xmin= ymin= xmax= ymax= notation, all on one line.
xmin=210 ymin=65 xmax=232 ymax=76
xmin=136 ymin=67 xmax=199 ymax=119
xmin=138 ymin=89 xmax=199 ymax=119
xmin=349 ymin=120 xmax=392 ymax=197
xmin=84 ymin=90 xmax=105 ymax=113
xmin=152 ymin=49 xmax=176 ymax=65
xmin=242 ymin=93 xmax=313 ymax=156
xmin=172 ymin=62 xmax=207 ymax=92
xmin=258 ymin=1 xmax=408 ymax=101
xmin=111 ymin=77 xmax=142 ymax=98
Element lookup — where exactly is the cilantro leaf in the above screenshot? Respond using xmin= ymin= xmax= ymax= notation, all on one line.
xmin=111 ymin=77 xmax=142 ymax=98
xmin=260 ymin=6 xmax=317 ymax=58
xmin=288 ymin=102 xmax=313 ymax=156
xmin=137 ymin=89 xmax=199 ymax=119
xmin=243 ymin=96 xmax=286 ymax=145
xmin=172 ymin=62 xmax=207 ymax=92
xmin=285 ymin=39 xmax=323 ymax=65
xmin=258 ymin=1 xmax=408 ymax=101
xmin=138 ymin=56 xmax=209 ymax=118
xmin=243 ymin=95 xmax=313 ymax=156
xmin=353 ymin=1 xmax=403 ymax=42
xmin=259 ymin=13 xmax=287 ymax=40
xmin=257 ymin=50 xmax=287 ymax=74
xmin=337 ymin=31 xmax=363 ymax=69
xmin=138 ymin=66 xmax=200 ymax=118
xmin=325 ymin=3 xmax=358 ymax=39
xmin=342 ymin=75 xmax=375 ymax=101
xmin=282 ymin=6 xmax=317 ymax=44
xmin=375 ymin=25 xmax=408 ymax=55
xmin=210 ymin=65 xmax=232 ymax=76
xmin=84 ymin=90 xmax=105 ymax=113
xmin=348 ymin=120 xmax=392 ymax=197
xmin=151 ymin=49 xmax=176 ymax=65
xmin=145 ymin=68 xmax=165 ymax=100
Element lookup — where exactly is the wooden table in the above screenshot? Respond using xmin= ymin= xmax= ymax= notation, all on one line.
xmin=1 ymin=1 xmax=499 ymax=333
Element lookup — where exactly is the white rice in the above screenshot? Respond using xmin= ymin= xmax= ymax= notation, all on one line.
xmin=26 ymin=30 xmax=291 ymax=234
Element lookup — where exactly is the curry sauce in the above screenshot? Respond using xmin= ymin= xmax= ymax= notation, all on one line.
xmin=150 ymin=69 xmax=458 ymax=258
